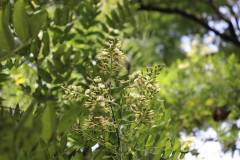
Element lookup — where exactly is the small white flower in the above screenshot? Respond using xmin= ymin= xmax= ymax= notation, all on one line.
xmin=85 ymin=89 xmax=91 ymax=95
xmin=97 ymin=96 xmax=105 ymax=101
xmin=182 ymin=136 xmax=196 ymax=149
xmin=94 ymin=76 xmax=102 ymax=83
xmin=98 ymin=83 xmax=105 ymax=89
xmin=129 ymin=92 xmax=141 ymax=98
xmin=99 ymin=102 xmax=106 ymax=107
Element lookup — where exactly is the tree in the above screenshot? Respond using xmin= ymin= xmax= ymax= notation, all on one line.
xmin=113 ymin=0 xmax=240 ymax=65
xmin=0 ymin=0 xmax=239 ymax=159
xmin=106 ymin=0 xmax=240 ymax=155
xmin=0 ymin=0 xmax=184 ymax=159
xmin=127 ymin=0 xmax=240 ymax=153
xmin=158 ymin=52 xmax=240 ymax=152
xmin=137 ymin=0 xmax=240 ymax=48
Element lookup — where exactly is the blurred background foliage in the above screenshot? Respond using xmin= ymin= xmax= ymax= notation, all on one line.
xmin=0 ymin=0 xmax=240 ymax=159
xmin=158 ymin=53 xmax=240 ymax=151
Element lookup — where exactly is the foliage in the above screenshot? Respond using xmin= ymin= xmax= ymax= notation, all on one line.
xmin=118 ymin=0 xmax=240 ymax=65
xmin=158 ymin=53 xmax=240 ymax=151
xmin=0 ymin=0 xmax=184 ymax=159
xmin=0 ymin=0 xmax=240 ymax=159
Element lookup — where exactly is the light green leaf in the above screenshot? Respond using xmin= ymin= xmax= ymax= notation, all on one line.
xmin=145 ymin=135 xmax=154 ymax=153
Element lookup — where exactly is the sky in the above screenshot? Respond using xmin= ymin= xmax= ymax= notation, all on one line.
xmin=185 ymin=142 xmax=240 ymax=160
xmin=183 ymin=128 xmax=240 ymax=160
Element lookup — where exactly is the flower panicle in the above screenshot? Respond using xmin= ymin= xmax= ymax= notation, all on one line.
xmin=62 ymin=85 xmax=83 ymax=102
xmin=97 ymin=39 xmax=127 ymax=74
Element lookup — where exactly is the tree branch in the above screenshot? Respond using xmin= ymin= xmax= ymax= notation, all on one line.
xmin=207 ymin=0 xmax=239 ymax=42
xmin=138 ymin=3 xmax=240 ymax=47
xmin=225 ymin=2 xmax=240 ymax=32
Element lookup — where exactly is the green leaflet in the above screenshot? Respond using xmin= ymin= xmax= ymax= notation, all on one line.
xmin=41 ymin=103 xmax=57 ymax=143
xmin=16 ymin=103 xmax=35 ymax=129
xmin=0 ymin=5 xmax=15 ymax=58
xmin=29 ymin=10 xmax=48 ymax=37
xmin=38 ymin=67 xmax=52 ymax=83
xmin=13 ymin=0 xmax=48 ymax=43
xmin=58 ymin=104 xmax=81 ymax=133
xmin=13 ymin=0 xmax=31 ymax=42
xmin=42 ymin=31 xmax=50 ymax=56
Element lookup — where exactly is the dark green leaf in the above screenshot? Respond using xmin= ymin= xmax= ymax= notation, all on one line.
xmin=41 ymin=102 xmax=56 ymax=142
xmin=13 ymin=0 xmax=30 ymax=42
xmin=0 ymin=5 xmax=15 ymax=58
xmin=38 ymin=67 xmax=52 ymax=83
xmin=29 ymin=10 xmax=48 ymax=37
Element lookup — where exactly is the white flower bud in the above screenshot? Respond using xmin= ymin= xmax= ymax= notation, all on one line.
xmin=85 ymin=89 xmax=91 ymax=95
xmin=97 ymin=96 xmax=105 ymax=101
xmin=94 ymin=76 xmax=102 ymax=83
xmin=98 ymin=83 xmax=105 ymax=89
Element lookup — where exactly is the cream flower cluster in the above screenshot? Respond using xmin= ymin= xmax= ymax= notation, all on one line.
xmin=62 ymin=40 xmax=162 ymax=151
xmin=97 ymin=40 xmax=127 ymax=75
